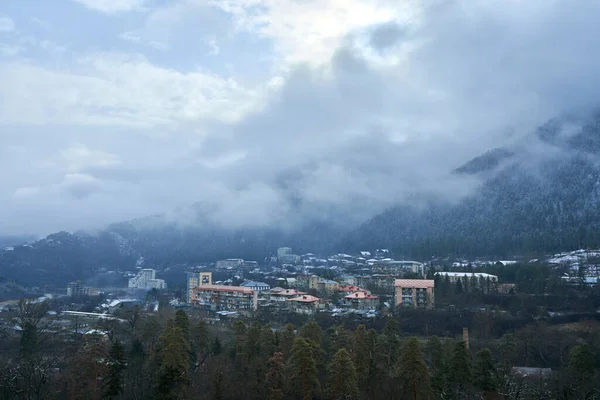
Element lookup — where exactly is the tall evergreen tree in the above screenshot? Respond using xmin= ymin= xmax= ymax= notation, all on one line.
xmin=280 ymin=324 xmax=296 ymax=358
xmin=326 ymin=349 xmax=359 ymax=400
xmin=266 ymin=352 xmax=285 ymax=400
xmin=448 ymin=341 xmax=472 ymax=399
xmin=299 ymin=321 xmax=323 ymax=347
xmin=260 ymin=324 xmax=276 ymax=359
xmin=285 ymin=337 xmax=320 ymax=400
xmin=103 ymin=340 xmax=126 ymax=400
xmin=568 ymin=344 xmax=596 ymax=397
xmin=352 ymin=325 xmax=372 ymax=393
xmin=426 ymin=336 xmax=444 ymax=398
xmin=155 ymin=326 xmax=191 ymax=400
xmin=174 ymin=310 xmax=190 ymax=340
xmin=395 ymin=337 xmax=430 ymax=400
xmin=473 ymin=348 xmax=497 ymax=399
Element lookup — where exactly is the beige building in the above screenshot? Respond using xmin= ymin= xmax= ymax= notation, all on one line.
xmin=187 ymin=272 xmax=213 ymax=303
xmin=297 ymin=275 xmax=320 ymax=290
xmin=394 ymin=279 xmax=435 ymax=309
xmin=192 ymin=285 xmax=258 ymax=311
xmin=288 ymin=294 xmax=322 ymax=315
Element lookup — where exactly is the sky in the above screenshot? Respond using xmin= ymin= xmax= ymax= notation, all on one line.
xmin=1 ymin=0 xmax=600 ymax=236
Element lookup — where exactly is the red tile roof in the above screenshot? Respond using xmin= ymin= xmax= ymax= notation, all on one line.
xmin=288 ymin=295 xmax=320 ymax=303
xmin=344 ymin=292 xmax=379 ymax=300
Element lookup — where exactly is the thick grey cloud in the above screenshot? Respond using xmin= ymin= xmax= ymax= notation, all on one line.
xmin=1 ymin=0 xmax=600 ymax=236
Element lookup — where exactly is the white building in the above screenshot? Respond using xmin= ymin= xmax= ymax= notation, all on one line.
xmin=240 ymin=280 xmax=271 ymax=293
xmin=128 ymin=269 xmax=166 ymax=290
xmin=435 ymin=272 xmax=498 ymax=283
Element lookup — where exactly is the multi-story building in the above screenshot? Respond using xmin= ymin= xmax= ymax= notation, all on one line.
xmin=215 ymin=259 xmax=244 ymax=269
xmin=128 ymin=269 xmax=166 ymax=290
xmin=394 ymin=279 xmax=435 ymax=309
xmin=371 ymin=260 xmax=425 ymax=276
xmin=192 ymin=285 xmax=258 ymax=311
xmin=297 ymin=274 xmax=320 ymax=290
xmin=435 ymin=272 xmax=498 ymax=284
xmin=240 ymin=280 xmax=271 ymax=293
xmin=318 ymin=279 xmax=339 ymax=292
xmin=288 ymin=294 xmax=323 ymax=315
xmin=186 ymin=272 xmax=213 ymax=303
xmin=67 ymin=281 xmax=89 ymax=297
xmin=277 ymin=247 xmax=292 ymax=258
xmin=341 ymin=291 xmax=379 ymax=310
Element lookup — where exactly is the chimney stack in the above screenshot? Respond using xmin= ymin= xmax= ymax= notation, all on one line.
xmin=463 ymin=327 xmax=469 ymax=349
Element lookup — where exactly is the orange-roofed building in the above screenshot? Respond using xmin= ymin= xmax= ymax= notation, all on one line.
xmin=341 ymin=291 xmax=379 ymax=310
xmin=288 ymin=294 xmax=322 ymax=315
xmin=338 ymin=285 xmax=369 ymax=295
xmin=394 ymin=279 xmax=435 ymax=309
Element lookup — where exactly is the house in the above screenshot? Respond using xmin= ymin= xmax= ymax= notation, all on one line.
xmin=240 ymin=280 xmax=271 ymax=293
xmin=192 ymin=285 xmax=258 ymax=311
xmin=341 ymin=291 xmax=379 ymax=310
xmin=337 ymin=285 xmax=367 ymax=295
xmin=339 ymin=275 xmax=358 ymax=286
xmin=267 ymin=288 xmax=306 ymax=302
xmin=394 ymin=279 xmax=435 ymax=309
xmin=288 ymin=295 xmax=322 ymax=315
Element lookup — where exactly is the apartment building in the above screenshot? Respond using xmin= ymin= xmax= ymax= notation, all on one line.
xmin=186 ymin=272 xmax=213 ymax=303
xmin=341 ymin=291 xmax=379 ymax=310
xmin=128 ymin=269 xmax=166 ymax=290
xmin=394 ymin=279 xmax=435 ymax=309
xmin=192 ymin=285 xmax=258 ymax=311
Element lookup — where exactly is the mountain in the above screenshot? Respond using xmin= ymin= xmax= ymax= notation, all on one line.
xmin=341 ymin=113 xmax=600 ymax=258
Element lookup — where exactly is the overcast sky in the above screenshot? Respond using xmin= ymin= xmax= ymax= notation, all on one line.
xmin=1 ymin=0 xmax=600 ymax=236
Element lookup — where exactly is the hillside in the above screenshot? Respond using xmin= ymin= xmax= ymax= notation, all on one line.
xmin=341 ymin=114 xmax=600 ymax=258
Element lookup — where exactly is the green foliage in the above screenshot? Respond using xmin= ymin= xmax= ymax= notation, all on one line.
xmin=447 ymin=341 xmax=472 ymax=398
xmin=394 ymin=337 xmax=430 ymax=400
xmin=326 ymin=349 xmax=359 ymax=400
xmin=103 ymin=340 xmax=127 ymax=399
xmin=280 ymin=324 xmax=296 ymax=358
xmin=266 ymin=352 xmax=285 ymax=400
xmin=155 ymin=326 xmax=191 ymax=400
xmin=299 ymin=320 xmax=323 ymax=347
xmin=285 ymin=337 xmax=320 ymax=400
xmin=568 ymin=343 xmax=596 ymax=394
xmin=473 ymin=348 xmax=497 ymax=395
xmin=174 ymin=310 xmax=190 ymax=340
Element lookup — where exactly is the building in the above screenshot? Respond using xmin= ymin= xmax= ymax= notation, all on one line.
xmin=394 ymin=279 xmax=435 ymax=309
xmin=297 ymin=275 xmax=320 ymax=290
xmin=67 ymin=281 xmax=89 ymax=297
xmin=192 ymin=285 xmax=258 ymax=311
xmin=371 ymin=260 xmax=425 ymax=276
xmin=341 ymin=291 xmax=379 ymax=310
xmin=240 ymin=280 xmax=271 ymax=293
xmin=436 ymin=272 xmax=498 ymax=283
xmin=277 ymin=247 xmax=292 ymax=258
xmin=128 ymin=269 xmax=166 ymax=290
xmin=318 ymin=279 xmax=340 ymax=292
xmin=186 ymin=272 xmax=213 ymax=303
xmin=266 ymin=288 xmax=306 ymax=302
xmin=216 ymin=259 xmax=244 ymax=269
xmin=288 ymin=295 xmax=322 ymax=315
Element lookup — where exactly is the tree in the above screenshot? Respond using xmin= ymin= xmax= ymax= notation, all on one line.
xmin=395 ymin=337 xmax=430 ymax=400
xmin=447 ymin=341 xmax=472 ymax=398
xmin=326 ymin=349 xmax=359 ymax=400
xmin=299 ymin=321 xmax=323 ymax=347
xmin=473 ymin=348 xmax=497 ymax=399
xmin=261 ymin=324 xmax=276 ymax=359
xmin=280 ymin=324 xmax=296 ymax=358
xmin=174 ymin=309 xmax=190 ymax=340
xmin=568 ymin=344 xmax=596 ymax=397
xmin=352 ymin=325 xmax=372 ymax=393
xmin=266 ymin=352 xmax=285 ymax=400
xmin=285 ymin=337 xmax=320 ymax=400
xmin=103 ymin=340 xmax=126 ymax=399
xmin=155 ymin=326 xmax=191 ymax=400
xmin=426 ymin=336 xmax=444 ymax=398
xmin=212 ymin=336 xmax=223 ymax=356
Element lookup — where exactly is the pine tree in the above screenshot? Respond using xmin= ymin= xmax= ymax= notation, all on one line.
xmin=568 ymin=344 xmax=596 ymax=397
xmin=426 ymin=336 xmax=444 ymax=398
xmin=351 ymin=325 xmax=372 ymax=393
xmin=473 ymin=348 xmax=497 ymax=398
xmin=326 ymin=348 xmax=359 ymax=400
xmin=266 ymin=352 xmax=285 ymax=400
xmin=281 ymin=324 xmax=296 ymax=358
xmin=174 ymin=309 xmax=190 ymax=340
xmin=103 ymin=340 xmax=126 ymax=399
xmin=299 ymin=321 xmax=323 ymax=347
xmin=285 ymin=337 xmax=320 ymax=400
xmin=261 ymin=324 xmax=276 ymax=359
xmin=19 ymin=322 xmax=38 ymax=358
xmin=395 ymin=337 xmax=430 ymax=400
xmin=448 ymin=341 xmax=472 ymax=398
xmin=155 ymin=326 xmax=191 ymax=400
xmin=212 ymin=336 xmax=222 ymax=356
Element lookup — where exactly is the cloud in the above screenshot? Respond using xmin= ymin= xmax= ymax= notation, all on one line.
xmin=71 ymin=0 xmax=146 ymax=14
xmin=0 ymin=17 xmax=15 ymax=32
xmin=1 ymin=0 xmax=600 ymax=236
